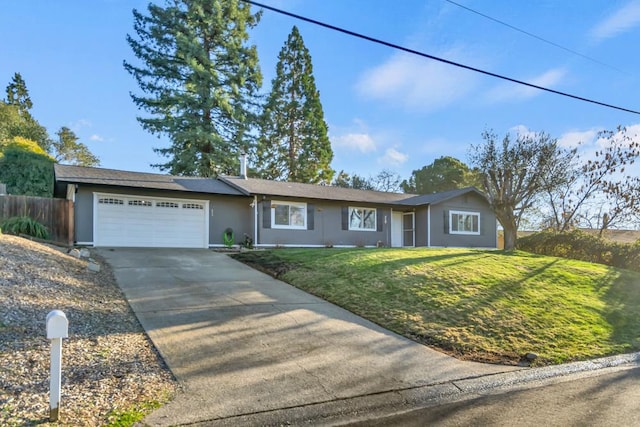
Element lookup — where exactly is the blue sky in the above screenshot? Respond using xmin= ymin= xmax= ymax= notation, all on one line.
xmin=2 ymin=0 xmax=640 ymax=180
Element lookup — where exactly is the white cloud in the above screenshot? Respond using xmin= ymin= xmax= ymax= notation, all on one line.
xmin=89 ymin=134 xmax=104 ymax=142
xmin=595 ymin=123 xmax=640 ymax=149
xmin=590 ymin=1 xmax=640 ymax=42
xmin=356 ymin=49 xmax=479 ymax=112
xmin=557 ymin=128 xmax=601 ymax=148
xmin=509 ymin=124 xmax=538 ymax=139
xmin=332 ymin=133 xmax=376 ymax=153
xmin=379 ymin=148 xmax=408 ymax=166
xmin=485 ymin=68 xmax=566 ymax=103
xmin=70 ymin=119 xmax=92 ymax=132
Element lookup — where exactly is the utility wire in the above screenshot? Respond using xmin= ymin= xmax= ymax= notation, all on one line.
xmin=444 ymin=0 xmax=623 ymax=73
xmin=241 ymin=0 xmax=640 ymax=116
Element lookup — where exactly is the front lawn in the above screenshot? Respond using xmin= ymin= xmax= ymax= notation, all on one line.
xmin=232 ymin=248 xmax=640 ymax=366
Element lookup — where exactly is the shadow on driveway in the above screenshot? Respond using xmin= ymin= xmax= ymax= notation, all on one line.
xmin=98 ymin=248 xmax=520 ymax=426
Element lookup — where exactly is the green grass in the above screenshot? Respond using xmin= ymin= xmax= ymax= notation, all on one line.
xmin=104 ymin=400 xmax=163 ymax=427
xmin=233 ymin=248 xmax=640 ymax=365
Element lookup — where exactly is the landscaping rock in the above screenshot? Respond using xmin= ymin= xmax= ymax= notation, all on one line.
xmin=68 ymin=248 xmax=81 ymax=258
xmin=79 ymin=248 xmax=91 ymax=258
xmin=87 ymin=261 xmax=101 ymax=272
xmin=525 ymin=352 xmax=538 ymax=361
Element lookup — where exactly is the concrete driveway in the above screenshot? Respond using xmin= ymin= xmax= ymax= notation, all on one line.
xmin=98 ymin=248 xmax=520 ymax=426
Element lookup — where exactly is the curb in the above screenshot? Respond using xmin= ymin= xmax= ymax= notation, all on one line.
xmin=193 ymin=351 xmax=640 ymax=426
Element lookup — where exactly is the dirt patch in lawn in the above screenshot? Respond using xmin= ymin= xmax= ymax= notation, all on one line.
xmin=232 ymin=251 xmax=298 ymax=279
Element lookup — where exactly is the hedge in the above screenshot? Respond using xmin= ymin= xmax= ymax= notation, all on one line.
xmin=518 ymin=229 xmax=640 ymax=272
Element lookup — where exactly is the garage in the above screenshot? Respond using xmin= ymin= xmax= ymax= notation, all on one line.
xmin=94 ymin=192 xmax=209 ymax=248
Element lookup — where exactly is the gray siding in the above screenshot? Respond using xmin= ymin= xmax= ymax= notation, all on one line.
xmin=428 ymin=193 xmax=497 ymax=248
xmin=258 ymin=198 xmax=392 ymax=246
xmin=74 ymin=187 xmax=94 ymax=243
xmin=209 ymin=196 xmax=253 ymax=246
xmin=414 ymin=207 xmax=428 ymax=247
xmin=73 ymin=185 xmax=253 ymax=246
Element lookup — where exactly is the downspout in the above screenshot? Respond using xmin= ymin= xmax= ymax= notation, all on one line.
xmin=253 ymin=196 xmax=258 ymax=247
xmin=427 ymin=204 xmax=431 ymax=247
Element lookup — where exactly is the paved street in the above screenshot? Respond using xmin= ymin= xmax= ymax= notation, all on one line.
xmin=353 ymin=366 xmax=640 ymax=427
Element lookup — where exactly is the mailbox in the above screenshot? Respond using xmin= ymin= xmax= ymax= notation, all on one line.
xmin=46 ymin=310 xmax=68 ymax=339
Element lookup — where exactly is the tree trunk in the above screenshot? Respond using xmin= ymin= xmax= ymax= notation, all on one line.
xmin=503 ymin=225 xmax=517 ymax=250
xmin=497 ymin=211 xmax=518 ymax=250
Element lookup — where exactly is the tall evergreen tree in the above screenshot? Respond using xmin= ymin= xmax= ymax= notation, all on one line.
xmin=257 ymin=26 xmax=334 ymax=183
xmin=124 ymin=0 xmax=262 ymax=177
xmin=5 ymin=72 xmax=33 ymax=113
xmin=52 ymin=126 xmax=100 ymax=167
xmin=2 ymin=73 xmax=50 ymax=151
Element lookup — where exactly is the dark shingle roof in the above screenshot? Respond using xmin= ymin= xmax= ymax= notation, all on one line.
xmin=220 ymin=176 xmax=415 ymax=204
xmin=54 ymin=165 xmax=486 ymax=206
xmin=397 ymin=186 xmax=486 ymax=206
xmin=54 ymin=164 xmax=244 ymax=196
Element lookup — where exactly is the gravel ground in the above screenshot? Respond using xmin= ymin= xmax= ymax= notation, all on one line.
xmin=0 ymin=234 xmax=177 ymax=426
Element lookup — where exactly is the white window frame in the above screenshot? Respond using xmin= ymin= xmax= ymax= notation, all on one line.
xmin=271 ymin=201 xmax=307 ymax=230
xmin=349 ymin=206 xmax=377 ymax=231
xmin=449 ymin=210 xmax=480 ymax=235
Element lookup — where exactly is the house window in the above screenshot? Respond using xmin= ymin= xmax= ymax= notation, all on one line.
xmin=182 ymin=203 xmax=204 ymax=210
xmin=128 ymin=199 xmax=152 ymax=207
xmin=450 ymin=210 xmax=480 ymax=235
xmin=272 ymin=201 xmax=306 ymax=229
xmin=157 ymin=201 xmax=179 ymax=208
xmin=349 ymin=207 xmax=376 ymax=231
xmin=98 ymin=197 xmax=123 ymax=205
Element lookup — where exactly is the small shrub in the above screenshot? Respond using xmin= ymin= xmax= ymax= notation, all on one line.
xmin=241 ymin=233 xmax=254 ymax=249
xmin=518 ymin=229 xmax=640 ymax=272
xmin=0 ymin=216 xmax=49 ymax=239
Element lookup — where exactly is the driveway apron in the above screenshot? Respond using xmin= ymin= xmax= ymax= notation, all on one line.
xmin=98 ymin=248 xmax=519 ymax=425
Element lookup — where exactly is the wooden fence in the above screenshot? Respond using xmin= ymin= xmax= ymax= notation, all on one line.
xmin=0 ymin=195 xmax=74 ymax=246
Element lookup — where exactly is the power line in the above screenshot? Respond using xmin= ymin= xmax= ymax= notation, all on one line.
xmin=241 ymin=0 xmax=640 ymax=116
xmin=444 ymin=0 xmax=623 ymax=73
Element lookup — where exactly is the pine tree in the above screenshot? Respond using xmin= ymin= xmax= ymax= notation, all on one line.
xmin=124 ymin=0 xmax=262 ymax=177
xmin=257 ymin=26 xmax=334 ymax=184
xmin=52 ymin=126 xmax=100 ymax=167
xmin=5 ymin=72 xmax=33 ymax=113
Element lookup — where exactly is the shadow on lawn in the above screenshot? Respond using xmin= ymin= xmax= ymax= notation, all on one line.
xmin=601 ymin=268 xmax=640 ymax=350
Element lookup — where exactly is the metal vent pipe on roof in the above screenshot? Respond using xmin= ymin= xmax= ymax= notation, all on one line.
xmin=240 ymin=153 xmax=247 ymax=179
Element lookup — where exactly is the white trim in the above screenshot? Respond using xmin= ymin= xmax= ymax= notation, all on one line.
xmin=271 ymin=200 xmax=307 ymax=230
xmin=76 ymin=241 xmax=93 ymax=246
xmin=449 ymin=210 xmax=481 ymax=235
xmin=253 ymin=196 xmax=258 ymax=246
xmin=427 ymin=205 xmax=431 ymax=247
xmin=402 ymin=212 xmax=415 ymax=247
xmin=348 ymin=206 xmax=377 ymax=231
xmin=92 ymin=193 xmax=98 ymax=247
xmin=66 ymin=184 xmax=76 ymax=202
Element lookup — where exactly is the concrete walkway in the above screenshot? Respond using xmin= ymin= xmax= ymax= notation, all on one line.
xmin=98 ymin=249 xmax=521 ymax=426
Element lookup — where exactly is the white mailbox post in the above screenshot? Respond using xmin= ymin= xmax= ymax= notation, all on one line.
xmin=46 ymin=310 xmax=68 ymax=422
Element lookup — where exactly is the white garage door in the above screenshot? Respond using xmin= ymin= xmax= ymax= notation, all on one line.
xmin=94 ymin=193 xmax=208 ymax=248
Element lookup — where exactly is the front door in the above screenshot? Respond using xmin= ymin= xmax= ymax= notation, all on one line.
xmin=391 ymin=211 xmax=403 ymax=247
